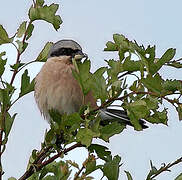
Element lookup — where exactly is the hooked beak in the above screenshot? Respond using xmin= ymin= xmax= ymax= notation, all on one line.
xmin=74 ymin=51 xmax=88 ymax=60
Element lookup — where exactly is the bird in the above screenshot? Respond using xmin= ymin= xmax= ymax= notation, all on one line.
xmin=34 ymin=39 xmax=148 ymax=129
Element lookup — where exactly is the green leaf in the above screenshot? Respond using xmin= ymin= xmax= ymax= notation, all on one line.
xmin=176 ymin=105 xmax=182 ymax=120
xmin=36 ymin=0 xmax=44 ymax=6
xmin=40 ymin=161 xmax=71 ymax=180
xmin=104 ymin=41 xmax=117 ymax=51
xmin=4 ymin=113 xmax=17 ymax=139
xmin=8 ymin=178 xmax=17 ymax=180
xmin=36 ymin=42 xmax=53 ymax=62
xmin=88 ymin=144 xmax=111 ymax=161
xmin=91 ymin=67 xmax=108 ymax=103
xmin=0 ymin=52 xmax=7 ymax=77
xmin=28 ymin=172 xmax=39 ymax=180
xmin=72 ymin=60 xmax=91 ymax=95
xmin=146 ymin=109 xmax=168 ymax=125
xmin=0 ymin=25 xmax=13 ymax=45
xmin=0 ymin=88 xmax=11 ymax=112
xmin=162 ymin=79 xmax=182 ymax=93
xmin=45 ymin=128 xmax=56 ymax=145
xmin=29 ymin=3 xmax=62 ymax=30
xmin=123 ymin=57 xmax=141 ymax=72
xmin=126 ymin=100 xmax=149 ymax=130
xmin=85 ymin=156 xmax=97 ymax=175
xmin=107 ymin=59 xmax=123 ymax=83
xmin=65 ymin=113 xmax=82 ymax=131
xmin=175 ymin=173 xmax=182 ymax=180
xmin=76 ymin=128 xmax=98 ymax=147
xmin=146 ymin=160 xmax=158 ymax=179
xmin=26 ymin=23 xmax=34 ymax=40
xmin=102 ymin=155 xmax=121 ymax=180
xmin=17 ymin=21 xmax=27 ymax=38
xmin=66 ymin=160 xmax=79 ymax=169
xmin=19 ymin=69 xmax=35 ymax=97
xmin=16 ymin=40 xmax=28 ymax=54
xmin=154 ymin=48 xmax=176 ymax=73
xmin=142 ymin=73 xmax=163 ymax=94
xmin=10 ymin=62 xmax=25 ymax=71
xmin=124 ymin=171 xmax=133 ymax=180
xmin=144 ymin=96 xmax=158 ymax=110
xmin=100 ymin=122 xmax=125 ymax=142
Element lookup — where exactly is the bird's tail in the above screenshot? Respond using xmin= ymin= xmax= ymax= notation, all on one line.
xmin=99 ymin=108 xmax=148 ymax=129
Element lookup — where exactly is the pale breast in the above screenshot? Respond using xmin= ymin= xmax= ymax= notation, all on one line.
xmin=34 ymin=56 xmax=84 ymax=120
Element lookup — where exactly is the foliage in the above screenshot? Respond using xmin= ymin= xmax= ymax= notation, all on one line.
xmin=0 ymin=0 xmax=182 ymax=180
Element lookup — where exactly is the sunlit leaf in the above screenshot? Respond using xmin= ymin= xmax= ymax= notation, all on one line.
xmin=36 ymin=42 xmax=53 ymax=62
xmin=17 ymin=21 xmax=27 ymax=38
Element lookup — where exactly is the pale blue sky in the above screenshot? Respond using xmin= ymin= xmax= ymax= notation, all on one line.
xmin=1 ymin=0 xmax=182 ymax=179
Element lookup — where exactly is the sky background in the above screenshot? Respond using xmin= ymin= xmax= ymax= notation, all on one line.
xmin=0 ymin=0 xmax=182 ymax=179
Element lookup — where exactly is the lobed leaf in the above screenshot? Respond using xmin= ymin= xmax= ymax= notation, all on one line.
xmin=19 ymin=69 xmax=35 ymax=97
xmin=29 ymin=3 xmax=62 ymax=30
xmin=142 ymin=73 xmax=163 ymax=94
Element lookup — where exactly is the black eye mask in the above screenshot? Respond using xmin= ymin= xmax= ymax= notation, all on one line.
xmin=50 ymin=48 xmax=81 ymax=58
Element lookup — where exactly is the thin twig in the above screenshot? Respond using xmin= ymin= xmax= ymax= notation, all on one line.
xmin=74 ymin=165 xmax=85 ymax=180
xmin=18 ymin=143 xmax=83 ymax=180
xmin=17 ymin=60 xmax=37 ymax=72
xmin=150 ymin=157 xmax=182 ymax=179
xmin=10 ymin=21 xmax=32 ymax=86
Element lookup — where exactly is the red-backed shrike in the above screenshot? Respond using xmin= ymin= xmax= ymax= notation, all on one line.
xmin=34 ymin=40 xmax=147 ymax=129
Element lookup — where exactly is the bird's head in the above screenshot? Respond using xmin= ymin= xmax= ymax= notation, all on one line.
xmin=48 ymin=39 xmax=88 ymax=62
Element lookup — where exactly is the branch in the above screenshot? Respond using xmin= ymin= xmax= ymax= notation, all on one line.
xmin=150 ymin=157 xmax=182 ymax=179
xmin=18 ymin=143 xmax=83 ymax=180
xmin=74 ymin=165 xmax=85 ymax=180
xmin=10 ymin=20 xmax=32 ymax=86
xmin=91 ymin=90 xmax=178 ymax=115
